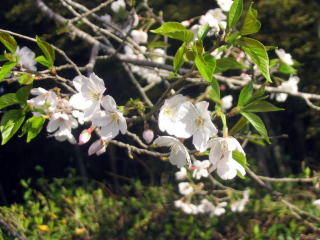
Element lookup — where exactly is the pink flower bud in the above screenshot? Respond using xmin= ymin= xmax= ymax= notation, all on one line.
xmin=78 ymin=129 xmax=92 ymax=145
xmin=143 ymin=129 xmax=154 ymax=144
xmin=88 ymin=139 xmax=105 ymax=156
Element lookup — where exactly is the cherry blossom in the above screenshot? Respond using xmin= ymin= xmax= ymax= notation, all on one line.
xmin=88 ymin=139 xmax=107 ymax=156
xmin=230 ymin=189 xmax=250 ymax=212
xmin=28 ymin=87 xmax=58 ymax=113
xmin=174 ymin=200 xmax=199 ymax=215
xmin=153 ymin=136 xmax=191 ymax=168
xmin=199 ymin=9 xmax=227 ymax=34
xmin=192 ymin=160 xmax=210 ymax=179
xmin=178 ymin=182 xmax=194 ymax=195
xmin=275 ymin=49 xmax=294 ymax=66
xmin=111 ymin=0 xmax=125 ymax=13
xmin=69 ymin=73 xmax=106 ymax=119
xmin=208 ymin=137 xmax=246 ymax=180
xmin=15 ymin=46 xmax=37 ymax=71
xmin=221 ymin=95 xmax=233 ymax=111
xmin=175 ymin=167 xmax=188 ymax=180
xmin=273 ymin=76 xmax=299 ymax=102
xmin=142 ymin=129 xmax=154 ymax=144
xmin=217 ymin=0 xmax=233 ymax=12
xmin=131 ymin=30 xmax=148 ymax=44
xmin=91 ymin=95 xmax=127 ymax=140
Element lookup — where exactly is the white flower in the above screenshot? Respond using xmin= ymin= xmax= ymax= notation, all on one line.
xmin=72 ymin=110 xmax=85 ymax=125
xmin=313 ymin=199 xmax=320 ymax=210
xmin=158 ymin=94 xmax=193 ymax=138
xmin=175 ymin=167 xmax=188 ymax=180
xmin=28 ymin=88 xmax=58 ymax=113
xmin=184 ymin=101 xmax=218 ymax=152
xmin=221 ymin=95 xmax=233 ymax=111
xmin=15 ymin=46 xmax=37 ymax=71
xmin=273 ymin=76 xmax=300 ymax=102
xmin=131 ymin=30 xmax=148 ymax=44
xmin=152 ymin=48 xmax=166 ymax=64
xmin=153 ymin=136 xmax=191 ymax=168
xmin=199 ymin=9 xmax=227 ymax=34
xmin=198 ymin=199 xmax=227 ymax=217
xmin=231 ymin=189 xmax=250 ymax=212
xmin=181 ymin=20 xmax=191 ymax=27
xmin=275 ymin=49 xmax=294 ymax=66
xmin=192 ymin=160 xmax=210 ymax=179
xmin=212 ymin=201 xmax=227 ymax=216
xmin=178 ymin=182 xmax=194 ymax=195
xmin=174 ymin=200 xmax=198 ymax=214
xmin=100 ymin=14 xmax=111 ymax=23
xmin=217 ymin=0 xmax=233 ymax=12
xmin=208 ymin=137 xmax=246 ymax=180
xmin=111 ymin=0 xmax=125 ymax=13
xmin=69 ymin=73 xmax=106 ymax=119
xmin=91 ymin=95 xmax=127 ymax=140
xmin=47 ymin=112 xmax=78 ymax=144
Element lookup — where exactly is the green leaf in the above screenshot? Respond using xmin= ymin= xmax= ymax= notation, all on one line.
xmin=238 ymin=82 xmax=253 ymax=106
xmin=19 ymin=73 xmax=34 ymax=85
xmin=193 ymin=40 xmax=204 ymax=56
xmin=150 ymin=22 xmax=194 ymax=42
xmin=240 ymin=111 xmax=269 ymax=142
xmin=229 ymin=116 xmax=248 ymax=135
xmin=227 ymin=0 xmax=243 ymax=30
xmin=238 ymin=37 xmax=272 ymax=82
xmin=215 ymin=57 xmax=246 ymax=73
xmin=240 ymin=3 xmax=261 ymax=35
xmin=247 ymin=84 xmax=266 ymax=104
xmin=16 ymin=85 xmax=32 ymax=104
xmin=209 ymin=78 xmax=221 ymax=103
xmin=0 ymin=61 xmax=16 ymax=82
xmin=243 ymin=101 xmax=284 ymax=112
xmin=35 ymin=55 xmax=52 ymax=69
xmin=0 ymin=93 xmax=19 ymax=109
xmin=36 ymin=36 xmax=55 ymax=66
xmin=0 ymin=55 xmax=6 ymax=61
xmin=173 ymin=42 xmax=186 ymax=72
xmin=21 ymin=116 xmax=45 ymax=143
xmin=0 ymin=109 xmax=25 ymax=145
xmin=232 ymin=149 xmax=247 ymax=168
xmin=195 ymin=54 xmax=216 ymax=82
xmin=197 ymin=24 xmax=210 ymax=41
xmin=0 ymin=32 xmax=17 ymax=53
xmin=278 ymin=63 xmax=297 ymax=74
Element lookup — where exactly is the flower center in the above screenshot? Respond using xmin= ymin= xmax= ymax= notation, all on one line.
xmin=111 ymin=112 xmax=119 ymax=122
xmin=195 ymin=117 xmax=205 ymax=127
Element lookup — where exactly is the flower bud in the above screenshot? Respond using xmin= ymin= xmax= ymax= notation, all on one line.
xmin=143 ymin=129 xmax=154 ymax=144
xmin=78 ymin=129 xmax=92 ymax=145
xmin=131 ymin=30 xmax=148 ymax=44
xmin=88 ymin=139 xmax=105 ymax=156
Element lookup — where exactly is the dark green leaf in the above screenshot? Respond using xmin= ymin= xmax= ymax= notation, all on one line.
xmin=229 ymin=116 xmax=248 ymax=135
xmin=238 ymin=82 xmax=253 ymax=106
xmin=278 ymin=63 xmax=297 ymax=74
xmin=215 ymin=57 xmax=247 ymax=73
xmin=240 ymin=3 xmax=261 ymax=35
xmin=243 ymin=101 xmax=284 ymax=112
xmin=0 ymin=109 xmax=25 ymax=145
xmin=240 ymin=111 xmax=269 ymax=142
xmin=16 ymin=85 xmax=32 ymax=104
xmin=238 ymin=37 xmax=271 ymax=82
xmin=150 ymin=22 xmax=194 ymax=42
xmin=195 ymin=54 xmax=216 ymax=82
xmin=36 ymin=36 xmax=55 ymax=66
xmin=21 ymin=116 xmax=45 ymax=142
xmin=197 ymin=24 xmax=210 ymax=40
xmin=228 ymin=0 xmax=243 ymax=30
xmin=0 ymin=93 xmax=19 ymax=109
xmin=0 ymin=32 xmax=17 ymax=53
xmin=174 ymin=42 xmax=186 ymax=72
xmin=0 ymin=61 xmax=16 ymax=82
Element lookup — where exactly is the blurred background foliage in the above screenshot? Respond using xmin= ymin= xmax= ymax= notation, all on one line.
xmin=0 ymin=0 xmax=320 ymax=238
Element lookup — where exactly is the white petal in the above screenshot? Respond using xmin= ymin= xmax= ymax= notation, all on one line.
xmin=118 ymin=115 xmax=127 ymax=134
xmin=100 ymin=122 xmax=120 ymax=140
xmin=101 ymin=95 xmax=117 ymax=112
xmin=90 ymin=73 xmax=106 ymax=93
xmin=91 ymin=111 xmax=113 ymax=127
xmin=69 ymin=93 xmax=91 ymax=110
xmin=153 ymin=136 xmax=177 ymax=147
xmin=47 ymin=118 xmax=59 ymax=133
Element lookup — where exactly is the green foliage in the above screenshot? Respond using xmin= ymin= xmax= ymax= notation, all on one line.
xmin=0 ymin=32 xmax=17 ymax=53
xmin=194 ymin=54 xmax=216 ymax=82
xmin=0 ymin=61 xmax=16 ymax=82
xmin=173 ymin=42 xmax=186 ymax=72
xmin=238 ymin=82 xmax=254 ymax=106
xmin=197 ymin=24 xmax=210 ymax=41
xmin=0 ymin=109 xmax=25 ymax=145
xmin=238 ymin=37 xmax=271 ymax=82
xmin=240 ymin=3 xmax=261 ymax=35
xmin=150 ymin=22 xmax=194 ymax=42
xmin=20 ymin=116 xmax=45 ymax=143
xmin=227 ymin=0 xmax=243 ymax=30
xmin=35 ymin=36 xmax=55 ymax=69
xmin=215 ymin=57 xmax=247 ymax=73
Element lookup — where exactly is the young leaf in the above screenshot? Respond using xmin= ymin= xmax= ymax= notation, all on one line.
xmin=238 ymin=37 xmax=272 ymax=82
xmin=232 ymin=149 xmax=247 ymax=168
xmin=35 ymin=55 xmax=52 ymax=69
xmin=0 ymin=32 xmax=17 ymax=53
xmin=0 ymin=93 xmax=19 ymax=109
xmin=278 ymin=63 xmax=297 ymax=75
xmin=150 ymin=22 xmax=194 ymax=42
xmin=35 ymin=36 xmax=55 ymax=66
xmin=21 ymin=116 xmax=46 ymax=143
xmin=243 ymin=101 xmax=284 ymax=112
xmin=197 ymin=24 xmax=210 ymax=41
xmin=238 ymin=82 xmax=253 ymax=106
xmin=229 ymin=116 xmax=248 ymax=135
xmin=227 ymin=0 xmax=243 ymax=30
xmin=209 ymin=77 xmax=221 ymax=103
xmin=0 ymin=61 xmax=16 ymax=82
xmin=174 ymin=42 xmax=187 ymax=72
xmin=194 ymin=54 xmax=216 ymax=82
xmin=240 ymin=111 xmax=269 ymax=142
xmin=16 ymin=85 xmax=32 ymax=104
xmin=19 ymin=73 xmax=34 ymax=85
xmin=240 ymin=3 xmax=261 ymax=35
xmin=0 ymin=109 xmax=25 ymax=145
xmin=215 ymin=57 xmax=247 ymax=73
